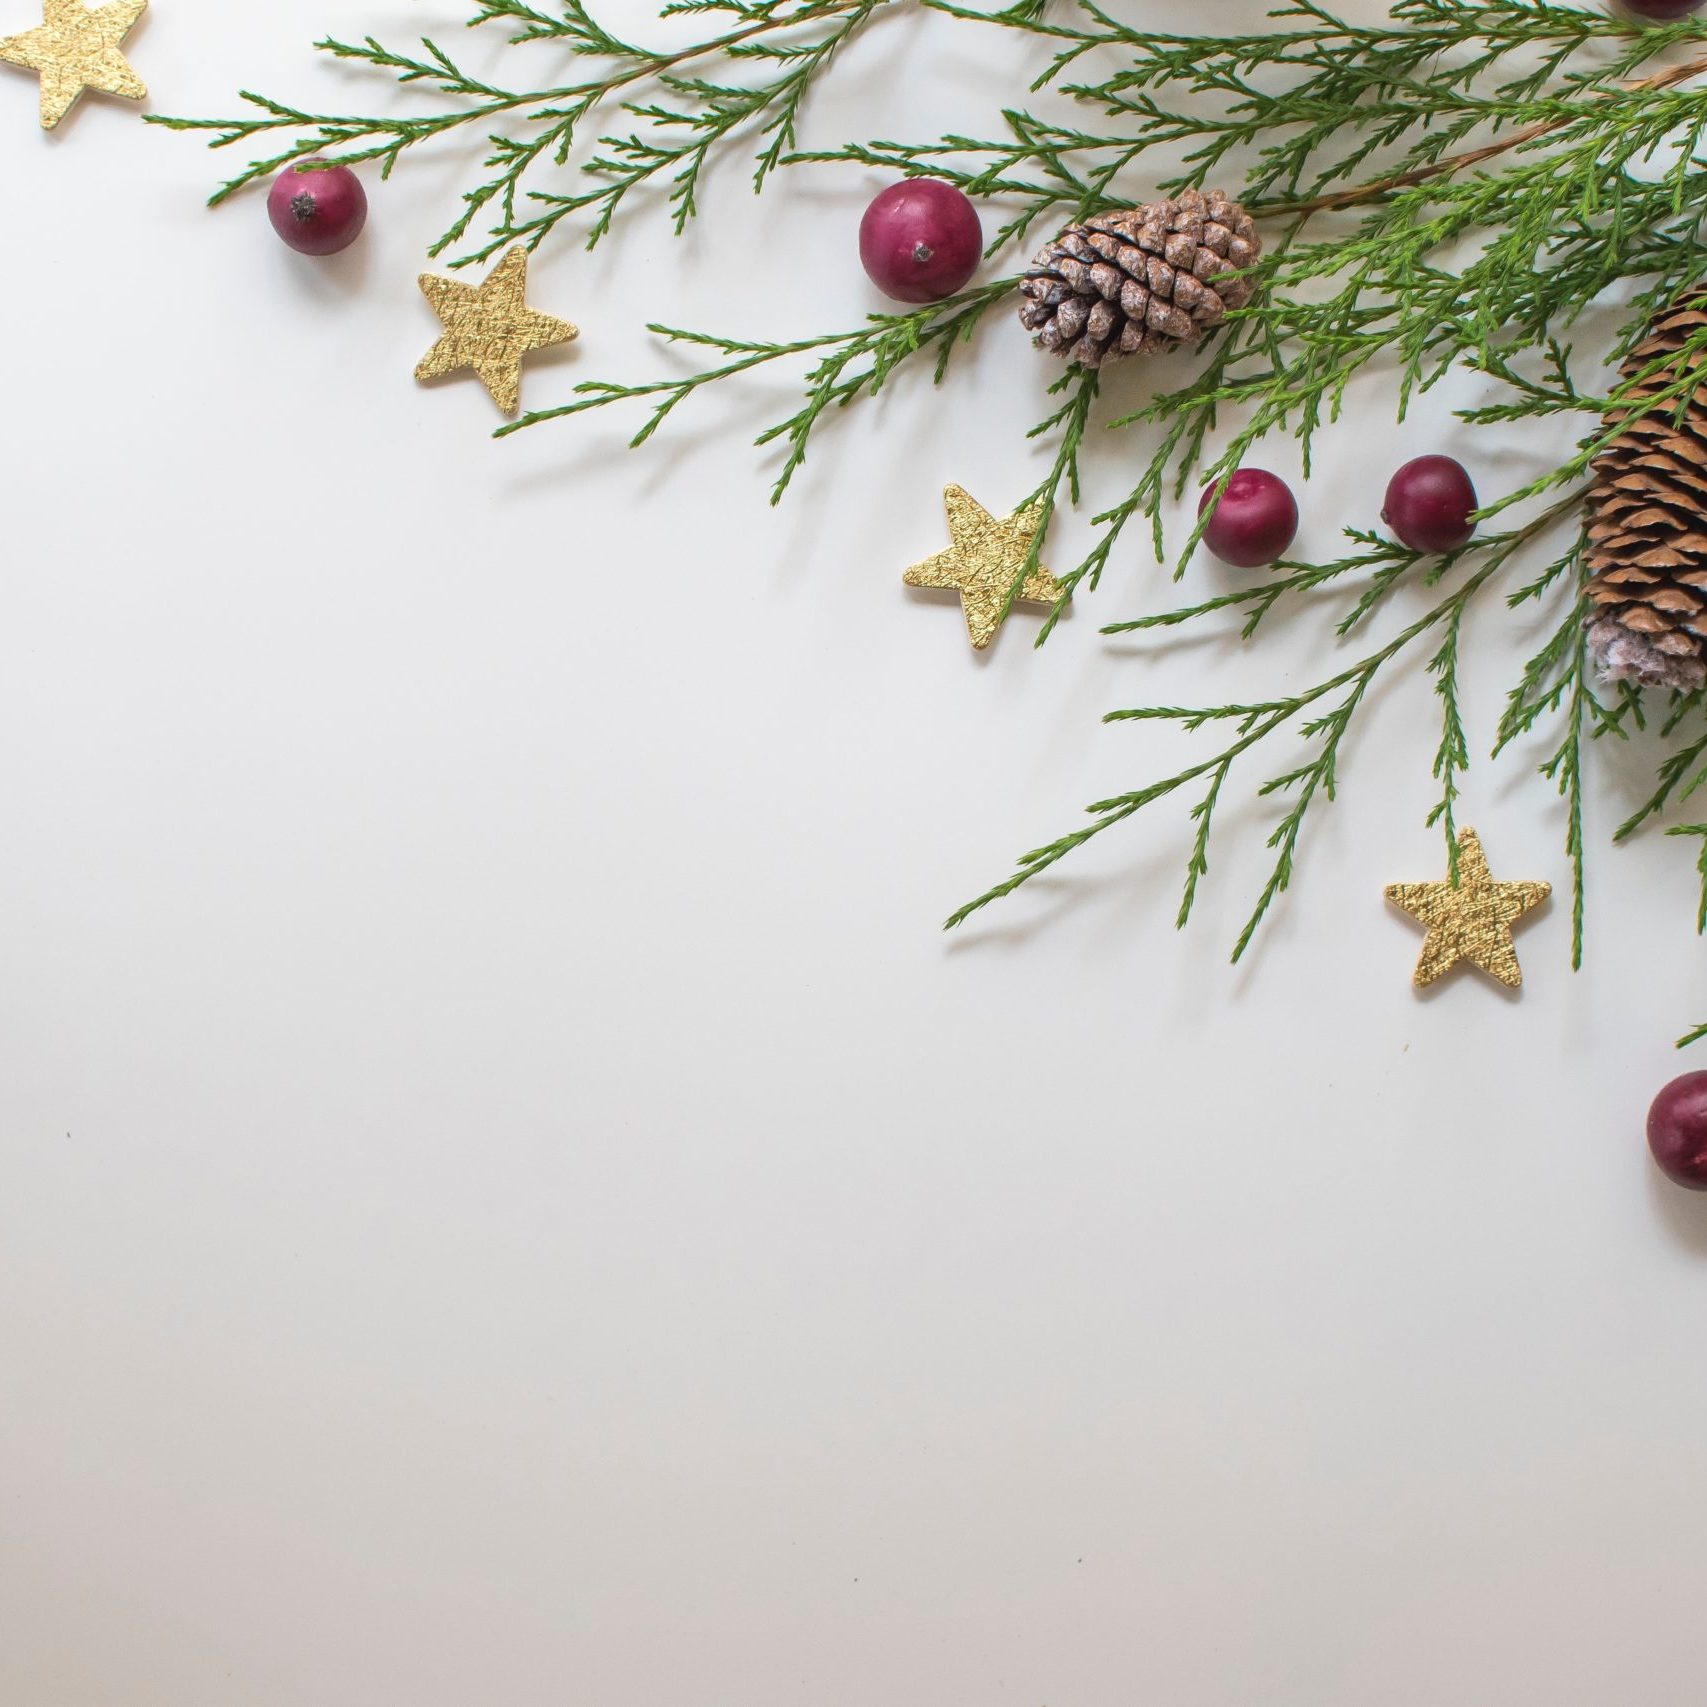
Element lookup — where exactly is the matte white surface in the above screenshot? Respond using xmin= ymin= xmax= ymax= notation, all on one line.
xmin=3 ymin=4 xmax=1707 ymax=1703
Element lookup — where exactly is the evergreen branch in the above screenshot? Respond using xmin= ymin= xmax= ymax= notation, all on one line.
xmin=1255 ymin=49 xmax=1707 ymax=219
xmin=499 ymin=280 xmax=1017 ymax=502
xmin=1022 ymin=367 xmax=1100 ymax=640
xmin=1670 ymin=823 xmax=1707 ymax=1045
xmin=1615 ymin=708 xmax=1707 ymax=841
xmin=947 ymin=507 xmax=1564 ymax=946
xmin=159 ymin=0 xmax=1707 ymax=1023
xmin=149 ymin=0 xmax=889 ymax=261
xmin=1426 ymin=599 xmax=1469 ymax=859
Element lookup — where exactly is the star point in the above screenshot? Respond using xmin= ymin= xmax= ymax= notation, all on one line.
xmin=0 ymin=0 xmax=147 ymax=129
xmin=903 ymin=484 xmax=1068 ymax=650
xmin=415 ymin=246 xmax=578 ymax=417
xmin=1386 ymin=826 xmax=1550 ymax=990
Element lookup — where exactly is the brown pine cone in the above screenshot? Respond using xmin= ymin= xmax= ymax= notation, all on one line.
xmin=1586 ymin=291 xmax=1707 ymax=691
xmin=1018 ymin=190 xmax=1262 ymax=368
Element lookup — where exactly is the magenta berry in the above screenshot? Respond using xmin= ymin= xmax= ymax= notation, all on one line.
xmin=1382 ymin=455 xmax=1478 ymax=554
xmin=1199 ymin=469 xmax=1299 ymax=569
xmin=1618 ymin=0 xmax=1705 ymax=20
xmin=859 ymin=179 xmax=982 ymax=304
xmin=1649 ymin=1072 xmax=1707 ymax=1189
xmin=268 ymin=161 xmax=368 ymax=257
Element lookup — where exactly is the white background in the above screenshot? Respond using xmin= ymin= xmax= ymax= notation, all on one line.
xmin=4 ymin=2 xmax=1707 ymax=1702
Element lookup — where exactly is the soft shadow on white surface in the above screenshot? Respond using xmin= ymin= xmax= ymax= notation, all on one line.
xmin=1649 ymin=1163 xmax=1707 ymax=1256
xmin=4 ymin=3 xmax=1707 ymax=1707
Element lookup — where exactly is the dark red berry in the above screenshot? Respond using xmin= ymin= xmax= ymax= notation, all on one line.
xmin=1198 ymin=469 xmax=1299 ymax=568
xmin=268 ymin=161 xmax=368 ymax=257
xmin=859 ymin=179 xmax=982 ymax=304
xmin=1382 ymin=455 xmax=1478 ymax=554
xmin=1618 ymin=0 xmax=1705 ymax=20
xmin=1649 ymin=1071 xmax=1707 ymax=1189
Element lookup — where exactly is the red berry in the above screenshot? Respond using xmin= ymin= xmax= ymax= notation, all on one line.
xmin=1382 ymin=455 xmax=1478 ymax=554
xmin=859 ymin=179 xmax=982 ymax=304
xmin=1649 ymin=1071 xmax=1707 ymax=1189
xmin=1198 ymin=469 xmax=1299 ymax=568
xmin=1619 ymin=0 xmax=1704 ymax=19
xmin=268 ymin=161 xmax=368 ymax=257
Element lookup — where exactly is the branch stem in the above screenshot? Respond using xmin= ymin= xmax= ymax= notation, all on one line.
xmin=1256 ymin=49 xmax=1707 ymax=219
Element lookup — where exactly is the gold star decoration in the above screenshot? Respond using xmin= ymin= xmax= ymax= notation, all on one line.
xmin=903 ymin=484 xmax=1069 ymax=650
xmin=0 ymin=0 xmax=146 ymax=129
xmin=1386 ymin=827 xmax=1550 ymax=990
xmin=415 ymin=245 xmax=578 ymax=417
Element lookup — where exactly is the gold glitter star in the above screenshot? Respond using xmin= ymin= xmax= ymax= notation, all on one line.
xmin=0 ymin=0 xmax=146 ymax=129
xmin=904 ymin=484 xmax=1068 ymax=650
xmin=1386 ymin=827 xmax=1550 ymax=990
xmin=415 ymin=246 xmax=578 ymax=417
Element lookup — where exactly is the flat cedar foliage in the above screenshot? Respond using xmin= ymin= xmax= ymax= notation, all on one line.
xmin=155 ymin=0 xmax=1707 ymax=1038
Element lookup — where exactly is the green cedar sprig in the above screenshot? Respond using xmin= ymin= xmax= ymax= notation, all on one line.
xmin=147 ymin=0 xmax=891 ymax=263
xmin=157 ymin=0 xmax=1707 ymax=1029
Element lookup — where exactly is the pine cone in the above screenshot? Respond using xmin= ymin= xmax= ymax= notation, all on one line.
xmin=1018 ymin=190 xmax=1261 ymax=368
xmin=1586 ymin=291 xmax=1707 ymax=691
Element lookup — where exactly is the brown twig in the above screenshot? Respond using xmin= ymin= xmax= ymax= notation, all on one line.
xmin=1253 ymin=50 xmax=1707 ymax=221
